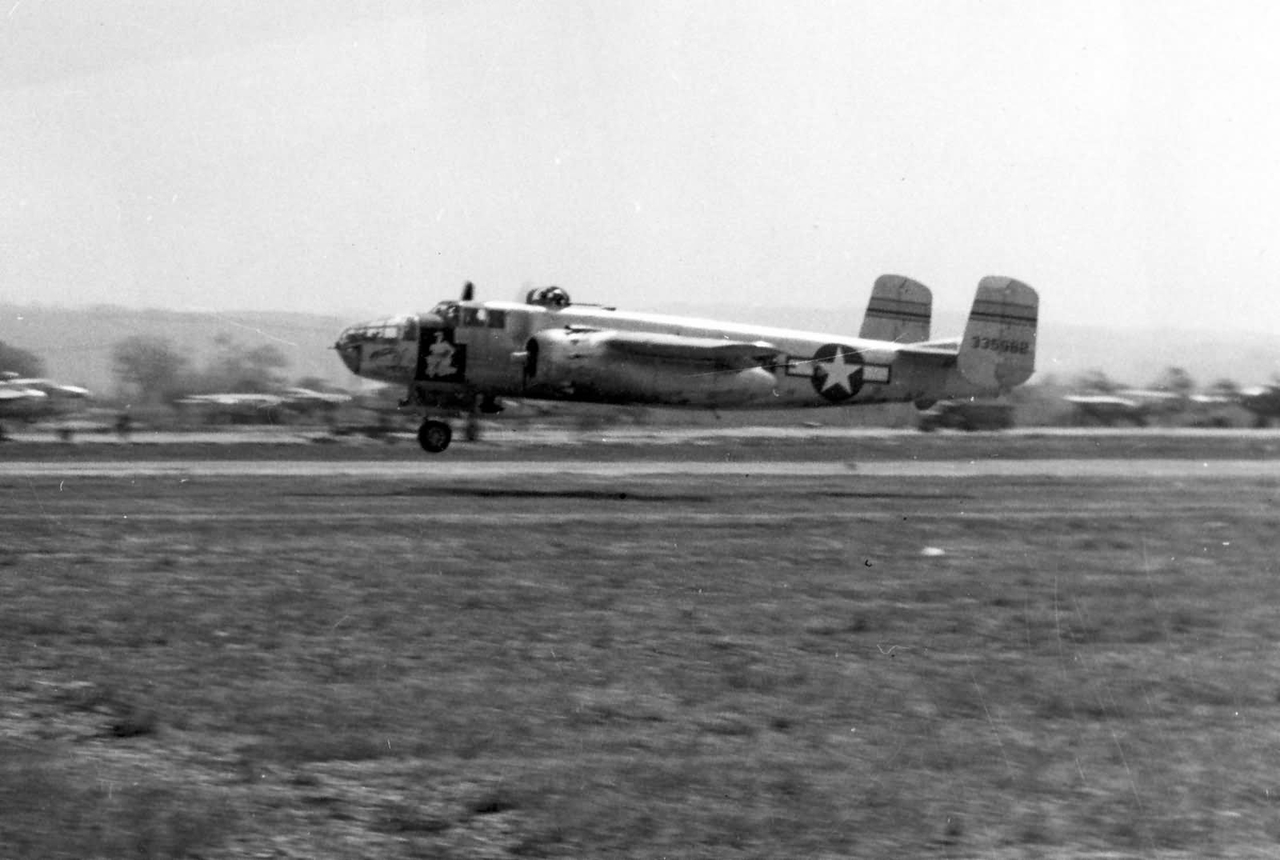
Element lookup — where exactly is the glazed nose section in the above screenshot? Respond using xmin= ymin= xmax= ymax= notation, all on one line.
xmin=333 ymin=327 xmax=363 ymax=375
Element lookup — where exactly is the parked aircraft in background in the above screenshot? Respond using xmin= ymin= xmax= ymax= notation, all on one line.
xmin=0 ymin=373 xmax=92 ymax=438
xmin=334 ymin=274 xmax=1039 ymax=453
xmin=175 ymin=387 xmax=351 ymax=423
xmin=1064 ymin=386 xmax=1271 ymax=428
xmin=1238 ymin=385 xmax=1280 ymax=427
xmin=1062 ymin=389 xmax=1186 ymax=426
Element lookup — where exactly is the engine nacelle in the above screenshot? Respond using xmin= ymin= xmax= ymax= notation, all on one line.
xmin=525 ymin=329 xmax=607 ymax=391
xmin=525 ymin=329 xmax=775 ymax=407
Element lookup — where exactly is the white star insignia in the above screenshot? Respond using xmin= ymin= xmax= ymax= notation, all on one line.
xmin=815 ymin=351 xmax=858 ymax=394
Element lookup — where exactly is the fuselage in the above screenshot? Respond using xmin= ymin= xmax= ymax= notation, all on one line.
xmin=334 ymin=297 xmax=994 ymax=411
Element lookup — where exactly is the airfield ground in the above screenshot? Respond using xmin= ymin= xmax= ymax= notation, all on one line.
xmin=2 ymin=430 xmax=1280 ymax=858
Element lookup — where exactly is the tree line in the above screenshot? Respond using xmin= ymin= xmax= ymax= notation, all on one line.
xmin=110 ymin=334 xmax=294 ymax=403
xmin=1069 ymin=366 xmax=1258 ymax=398
xmin=0 ymin=342 xmax=45 ymax=378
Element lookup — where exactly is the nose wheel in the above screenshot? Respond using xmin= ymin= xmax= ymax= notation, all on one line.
xmin=417 ymin=419 xmax=453 ymax=454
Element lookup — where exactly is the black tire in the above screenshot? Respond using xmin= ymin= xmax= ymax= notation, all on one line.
xmin=417 ymin=420 xmax=452 ymax=454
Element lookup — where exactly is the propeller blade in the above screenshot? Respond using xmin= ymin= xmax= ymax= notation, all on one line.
xmin=461 ymin=281 xmax=475 ymax=301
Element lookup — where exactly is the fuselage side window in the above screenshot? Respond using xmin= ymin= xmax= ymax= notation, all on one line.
xmin=487 ymin=309 xmax=506 ymax=329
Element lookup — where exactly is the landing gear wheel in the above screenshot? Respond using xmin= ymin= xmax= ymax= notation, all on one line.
xmin=417 ymin=419 xmax=452 ymax=454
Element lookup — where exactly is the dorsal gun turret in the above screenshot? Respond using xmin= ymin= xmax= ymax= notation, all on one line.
xmin=526 ymin=285 xmax=571 ymax=308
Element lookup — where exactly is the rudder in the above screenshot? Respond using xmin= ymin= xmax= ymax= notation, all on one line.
xmin=957 ymin=276 xmax=1038 ymax=392
xmin=859 ymin=275 xmax=932 ymax=343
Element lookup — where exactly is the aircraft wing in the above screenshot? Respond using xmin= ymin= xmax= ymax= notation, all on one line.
xmin=283 ymin=387 xmax=352 ymax=405
xmin=1116 ymin=388 xmax=1183 ymax=403
xmin=1063 ymin=395 xmax=1141 ymax=408
xmin=0 ymin=388 xmax=42 ymax=402
xmin=0 ymin=385 xmax=50 ymax=420
xmin=8 ymin=379 xmax=91 ymax=399
xmin=600 ymin=332 xmax=780 ymax=370
xmin=178 ymin=393 xmax=285 ymax=406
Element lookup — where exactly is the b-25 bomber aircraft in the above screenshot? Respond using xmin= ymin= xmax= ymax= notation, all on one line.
xmin=333 ymin=275 xmax=1039 ymax=453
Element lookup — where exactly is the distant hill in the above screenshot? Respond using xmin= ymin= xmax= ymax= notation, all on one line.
xmin=1 ymin=301 xmax=1275 ymax=398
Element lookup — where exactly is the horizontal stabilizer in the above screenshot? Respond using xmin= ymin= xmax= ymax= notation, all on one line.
xmin=603 ymin=332 xmax=779 ymax=370
xmin=859 ymin=275 xmax=932 ymax=343
xmin=957 ymin=276 xmax=1038 ymax=391
xmin=896 ymin=336 xmax=961 ymax=359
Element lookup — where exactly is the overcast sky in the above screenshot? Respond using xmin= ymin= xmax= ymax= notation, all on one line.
xmin=3 ymin=1 xmax=1279 ymax=332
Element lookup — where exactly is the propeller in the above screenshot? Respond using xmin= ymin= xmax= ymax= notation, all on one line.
xmin=461 ymin=281 xmax=475 ymax=302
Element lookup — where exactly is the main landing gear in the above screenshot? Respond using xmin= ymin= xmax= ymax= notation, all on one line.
xmin=417 ymin=419 xmax=453 ymax=453
xmin=411 ymin=393 xmax=501 ymax=454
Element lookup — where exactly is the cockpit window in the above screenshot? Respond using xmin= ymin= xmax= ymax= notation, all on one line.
xmin=431 ymin=301 xmax=460 ymax=327
xmin=456 ymin=306 xmax=506 ymax=328
xmin=341 ymin=316 xmax=415 ymax=342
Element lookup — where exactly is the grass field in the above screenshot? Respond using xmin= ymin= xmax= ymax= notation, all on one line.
xmin=3 ymin=440 xmax=1280 ymax=857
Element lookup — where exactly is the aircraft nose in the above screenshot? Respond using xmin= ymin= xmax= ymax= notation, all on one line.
xmin=334 ymin=327 xmax=362 ymax=374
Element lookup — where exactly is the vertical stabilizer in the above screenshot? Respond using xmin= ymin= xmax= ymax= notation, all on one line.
xmin=957 ymin=276 xmax=1038 ymax=391
xmin=859 ymin=275 xmax=933 ymax=342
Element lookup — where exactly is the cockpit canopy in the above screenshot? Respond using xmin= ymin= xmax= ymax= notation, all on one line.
xmin=525 ymin=285 xmax=571 ymax=308
xmin=337 ymin=314 xmax=419 ymax=344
